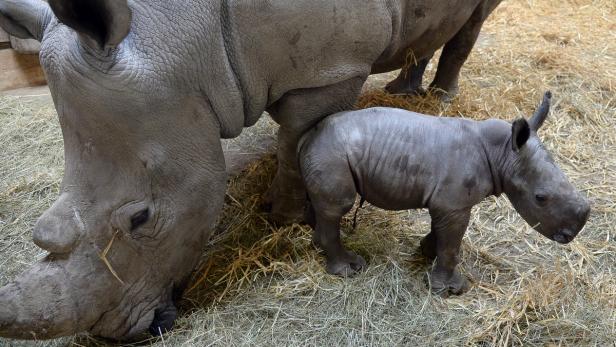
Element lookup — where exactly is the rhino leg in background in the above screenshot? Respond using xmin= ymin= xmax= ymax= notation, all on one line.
xmin=385 ymin=55 xmax=433 ymax=95
xmin=427 ymin=208 xmax=471 ymax=297
xmin=264 ymin=76 xmax=367 ymax=224
xmin=428 ymin=2 xmax=499 ymax=102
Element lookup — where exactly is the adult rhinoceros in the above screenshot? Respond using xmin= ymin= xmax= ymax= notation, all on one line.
xmin=0 ymin=0 xmax=501 ymax=340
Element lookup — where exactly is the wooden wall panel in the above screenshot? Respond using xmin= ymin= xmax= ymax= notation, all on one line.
xmin=9 ymin=37 xmax=41 ymax=53
xmin=0 ymin=28 xmax=9 ymax=50
xmin=0 ymin=28 xmax=8 ymax=42
xmin=0 ymin=27 xmax=46 ymax=91
xmin=0 ymin=50 xmax=46 ymax=92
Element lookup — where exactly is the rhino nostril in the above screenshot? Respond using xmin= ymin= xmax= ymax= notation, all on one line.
xmin=561 ymin=229 xmax=575 ymax=237
xmin=553 ymin=230 xmax=575 ymax=244
xmin=578 ymin=205 xmax=591 ymax=222
xmin=553 ymin=233 xmax=567 ymax=244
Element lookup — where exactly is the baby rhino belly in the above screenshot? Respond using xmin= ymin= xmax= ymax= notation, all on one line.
xmin=355 ymin=155 xmax=431 ymax=211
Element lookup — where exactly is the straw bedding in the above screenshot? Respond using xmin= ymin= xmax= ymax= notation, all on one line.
xmin=0 ymin=0 xmax=614 ymax=345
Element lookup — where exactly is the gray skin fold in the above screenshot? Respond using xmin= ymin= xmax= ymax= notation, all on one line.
xmin=299 ymin=93 xmax=590 ymax=296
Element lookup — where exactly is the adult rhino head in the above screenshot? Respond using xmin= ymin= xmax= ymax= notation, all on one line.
xmin=0 ymin=0 xmax=241 ymax=340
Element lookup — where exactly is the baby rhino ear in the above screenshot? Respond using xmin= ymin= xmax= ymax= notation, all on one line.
xmin=49 ymin=0 xmax=132 ymax=49
xmin=511 ymin=118 xmax=530 ymax=152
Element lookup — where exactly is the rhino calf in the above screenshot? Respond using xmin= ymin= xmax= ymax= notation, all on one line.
xmin=299 ymin=92 xmax=590 ymax=296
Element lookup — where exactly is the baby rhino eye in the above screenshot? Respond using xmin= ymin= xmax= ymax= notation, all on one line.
xmin=535 ymin=194 xmax=548 ymax=204
xmin=130 ymin=209 xmax=150 ymax=231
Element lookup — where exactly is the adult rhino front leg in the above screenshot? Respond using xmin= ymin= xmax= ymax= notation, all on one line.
xmin=264 ymin=76 xmax=367 ymax=224
xmin=428 ymin=1 xmax=500 ymax=102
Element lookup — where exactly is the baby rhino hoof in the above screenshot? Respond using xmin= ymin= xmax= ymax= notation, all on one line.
xmin=428 ymin=270 xmax=470 ymax=298
xmin=326 ymin=251 xmax=367 ymax=277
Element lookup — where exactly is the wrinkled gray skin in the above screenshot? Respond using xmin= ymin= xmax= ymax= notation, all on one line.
xmin=299 ymin=93 xmax=590 ymax=296
xmin=1 ymin=0 xmax=509 ymax=340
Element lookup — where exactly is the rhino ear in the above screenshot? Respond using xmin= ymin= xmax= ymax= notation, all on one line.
xmin=528 ymin=91 xmax=552 ymax=131
xmin=48 ymin=0 xmax=132 ymax=49
xmin=511 ymin=118 xmax=530 ymax=152
xmin=0 ymin=0 xmax=53 ymax=41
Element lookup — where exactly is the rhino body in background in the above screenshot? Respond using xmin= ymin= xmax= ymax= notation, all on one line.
xmin=0 ymin=0 xmax=501 ymax=340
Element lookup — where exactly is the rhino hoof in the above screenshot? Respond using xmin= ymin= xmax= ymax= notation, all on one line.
xmin=326 ymin=252 xmax=367 ymax=277
xmin=269 ymin=211 xmax=305 ymax=226
xmin=263 ymin=198 xmax=306 ymax=225
xmin=261 ymin=193 xmax=306 ymax=225
xmin=260 ymin=201 xmax=305 ymax=225
xmin=260 ymin=200 xmax=273 ymax=213
xmin=384 ymin=80 xmax=426 ymax=96
xmin=428 ymin=270 xmax=470 ymax=298
xmin=436 ymin=93 xmax=456 ymax=104
xmin=426 ymin=85 xmax=459 ymax=103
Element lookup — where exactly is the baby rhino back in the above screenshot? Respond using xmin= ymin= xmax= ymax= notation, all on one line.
xmin=298 ymin=106 xmax=494 ymax=279
xmin=299 ymin=107 xmax=493 ymax=213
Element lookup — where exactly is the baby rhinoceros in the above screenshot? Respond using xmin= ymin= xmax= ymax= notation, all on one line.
xmin=299 ymin=92 xmax=590 ymax=297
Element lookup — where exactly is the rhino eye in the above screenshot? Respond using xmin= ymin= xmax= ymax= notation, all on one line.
xmin=130 ymin=209 xmax=150 ymax=231
xmin=535 ymin=194 xmax=548 ymax=205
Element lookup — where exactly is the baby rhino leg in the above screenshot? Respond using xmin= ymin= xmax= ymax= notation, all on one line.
xmin=311 ymin=205 xmax=366 ymax=277
xmin=427 ymin=208 xmax=472 ymax=297
xmin=302 ymin=159 xmax=365 ymax=277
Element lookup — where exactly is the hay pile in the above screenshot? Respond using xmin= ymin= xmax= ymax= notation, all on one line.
xmin=1 ymin=0 xmax=615 ymax=345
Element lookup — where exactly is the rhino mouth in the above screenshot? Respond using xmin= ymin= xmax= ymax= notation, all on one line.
xmin=552 ymin=229 xmax=576 ymax=244
xmin=147 ymin=304 xmax=178 ymax=337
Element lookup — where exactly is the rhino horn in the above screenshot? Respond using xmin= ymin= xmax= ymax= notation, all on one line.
xmin=0 ymin=260 xmax=85 ymax=339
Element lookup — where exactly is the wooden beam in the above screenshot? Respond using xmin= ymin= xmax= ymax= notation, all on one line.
xmin=0 ymin=28 xmax=9 ymax=49
xmin=0 ymin=50 xmax=46 ymax=91
xmin=0 ymin=28 xmax=9 ymax=43
xmin=10 ymin=37 xmax=41 ymax=53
